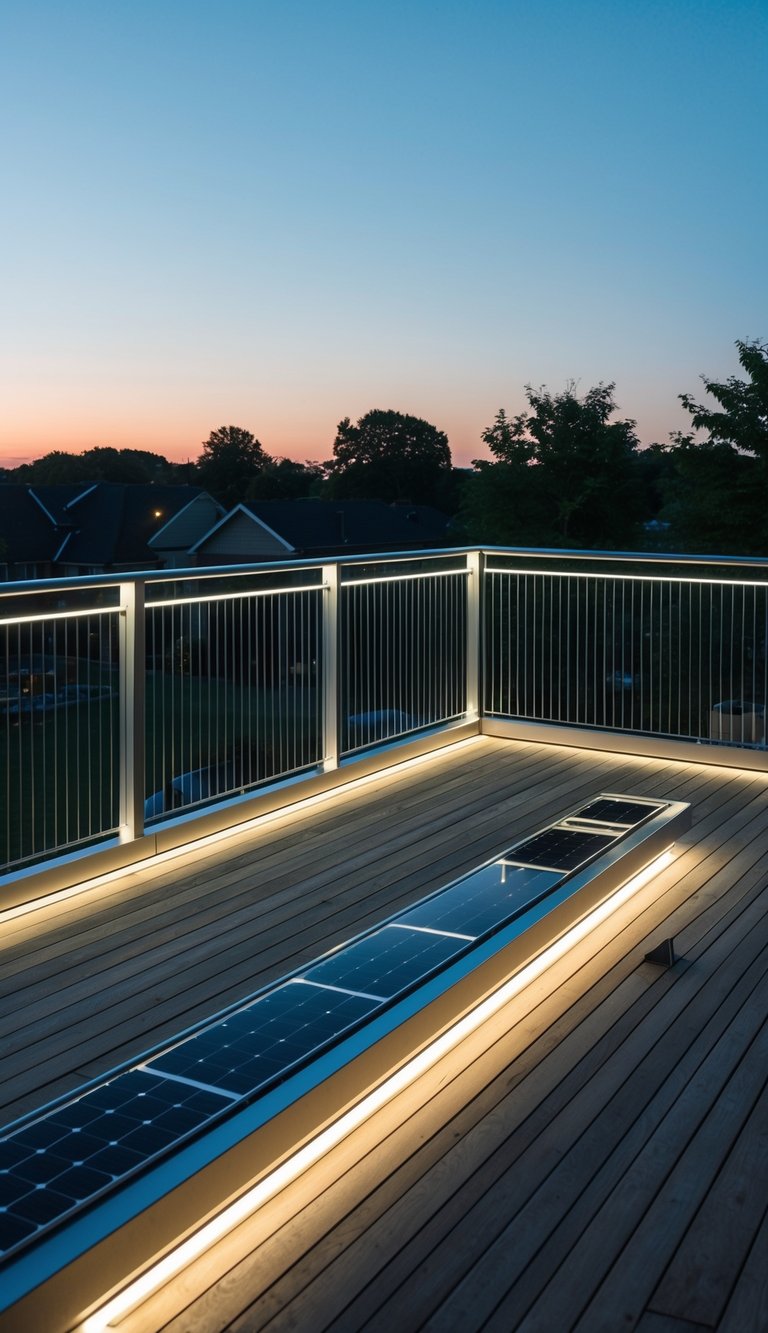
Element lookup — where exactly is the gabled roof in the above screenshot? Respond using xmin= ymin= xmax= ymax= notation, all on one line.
xmin=193 ymin=500 xmax=453 ymax=558
xmin=148 ymin=492 xmax=226 ymax=551
xmin=31 ymin=483 xmax=96 ymax=522
xmin=50 ymin=483 xmax=206 ymax=567
xmin=0 ymin=485 xmax=60 ymax=564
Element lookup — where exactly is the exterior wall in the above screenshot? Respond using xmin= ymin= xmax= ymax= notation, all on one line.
xmin=151 ymin=495 xmax=225 ymax=557
xmin=1 ymin=563 xmax=54 ymax=581
xmin=197 ymin=513 xmax=290 ymax=560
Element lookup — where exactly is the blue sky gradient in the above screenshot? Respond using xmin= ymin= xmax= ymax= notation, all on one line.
xmin=2 ymin=0 xmax=766 ymax=467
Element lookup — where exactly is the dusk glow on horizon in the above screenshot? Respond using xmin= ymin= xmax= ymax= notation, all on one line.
xmin=2 ymin=0 xmax=766 ymax=471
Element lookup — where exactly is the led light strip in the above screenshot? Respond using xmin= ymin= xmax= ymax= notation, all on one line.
xmin=79 ymin=849 xmax=674 ymax=1333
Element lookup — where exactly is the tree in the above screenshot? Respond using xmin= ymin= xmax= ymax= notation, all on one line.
xmin=679 ymin=339 xmax=768 ymax=461
xmin=12 ymin=446 xmax=181 ymax=485
xmin=79 ymin=447 xmax=169 ymax=483
xmin=326 ymin=409 xmax=452 ymax=505
xmin=245 ymin=457 xmax=325 ymax=502
xmin=661 ymin=434 xmax=761 ymax=554
xmin=467 ymin=382 xmax=642 ymax=548
xmin=13 ymin=450 xmax=90 ymax=484
xmin=196 ymin=425 xmax=270 ymax=506
xmin=669 ymin=339 xmax=768 ymax=554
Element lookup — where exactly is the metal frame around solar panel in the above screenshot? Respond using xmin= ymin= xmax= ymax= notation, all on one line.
xmin=0 ymin=791 xmax=690 ymax=1333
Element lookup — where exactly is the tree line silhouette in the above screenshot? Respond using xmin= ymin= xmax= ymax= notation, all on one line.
xmin=3 ymin=338 xmax=766 ymax=555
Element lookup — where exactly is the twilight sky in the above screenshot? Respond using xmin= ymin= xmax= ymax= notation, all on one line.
xmin=1 ymin=0 xmax=766 ymax=470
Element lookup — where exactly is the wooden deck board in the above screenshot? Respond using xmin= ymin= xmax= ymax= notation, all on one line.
xmin=2 ymin=734 xmax=767 ymax=1331
xmin=647 ymin=1067 xmax=768 ymax=1328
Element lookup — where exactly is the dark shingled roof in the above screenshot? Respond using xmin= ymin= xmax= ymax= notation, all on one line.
xmin=0 ymin=486 xmax=60 ymax=563
xmin=233 ymin=499 xmax=453 ymax=553
xmin=1 ymin=482 xmax=206 ymax=574
xmin=31 ymin=484 xmax=93 ymax=523
xmin=52 ymin=483 xmax=204 ymax=567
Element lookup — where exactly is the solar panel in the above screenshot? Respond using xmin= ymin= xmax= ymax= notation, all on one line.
xmin=146 ymin=981 xmax=381 ymax=1096
xmin=300 ymin=924 xmax=470 ymax=998
xmin=573 ymin=797 xmax=663 ymax=827
xmin=398 ymin=863 xmax=560 ymax=939
xmin=508 ymin=826 xmax=616 ymax=871
xmin=0 ymin=1070 xmax=230 ymax=1256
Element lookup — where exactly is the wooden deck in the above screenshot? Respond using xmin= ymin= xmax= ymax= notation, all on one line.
xmin=2 ymin=734 xmax=768 ymax=1331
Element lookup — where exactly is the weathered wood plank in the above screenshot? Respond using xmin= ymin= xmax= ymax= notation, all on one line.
xmin=718 ymin=1205 xmax=768 ymax=1333
xmin=644 ymin=1060 xmax=768 ymax=1326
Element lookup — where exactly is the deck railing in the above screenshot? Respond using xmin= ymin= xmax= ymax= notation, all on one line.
xmin=1 ymin=546 xmax=766 ymax=877
xmin=484 ymin=550 xmax=768 ymax=744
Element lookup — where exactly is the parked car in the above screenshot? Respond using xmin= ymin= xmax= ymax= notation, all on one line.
xmin=345 ymin=709 xmax=416 ymax=748
xmin=5 ymin=692 xmax=57 ymax=717
xmin=56 ymin=683 xmax=114 ymax=704
xmin=144 ymin=759 xmax=240 ymax=819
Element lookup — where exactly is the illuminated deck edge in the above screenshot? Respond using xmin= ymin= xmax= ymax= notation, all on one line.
xmin=0 ymin=795 xmax=690 ymax=1333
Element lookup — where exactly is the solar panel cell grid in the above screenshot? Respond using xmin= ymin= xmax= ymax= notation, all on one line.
xmin=301 ymin=925 xmax=469 ymax=998
xmin=575 ymin=798 xmax=662 ymax=826
xmin=510 ymin=827 xmax=616 ymax=870
xmin=0 ymin=1070 xmax=231 ymax=1256
xmin=399 ymin=863 xmax=560 ymax=938
xmin=146 ymin=982 xmax=381 ymax=1097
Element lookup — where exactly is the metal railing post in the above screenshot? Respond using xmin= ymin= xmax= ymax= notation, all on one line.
xmin=119 ymin=579 xmax=146 ymax=842
xmin=466 ymin=549 xmax=484 ymax=720
xmin=322 ymin=563 xmax=341 ymax=772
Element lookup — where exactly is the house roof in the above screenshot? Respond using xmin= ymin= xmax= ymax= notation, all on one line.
xmin=148 ymin=492 xmax=226 ymax=551
xmin=50 ymin=483 xmax=206 ymax=567
xmin=31 ymin=483 xmax=96 ymax=523
xmin=1 ymin=483 xmax=208 ymax=573
xmin=194 ymin=499 xmax=454 ymax=557
xmin=0 ymin=486 xmax=60 ymax=564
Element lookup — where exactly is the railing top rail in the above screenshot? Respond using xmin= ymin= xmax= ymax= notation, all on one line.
xmin=480 ymin=545 xmax=768 ymax=570
xmin=3 ymin=544 xmax=768 ymax=601
xmin=0 ymin=548 xmax=471 ymax=598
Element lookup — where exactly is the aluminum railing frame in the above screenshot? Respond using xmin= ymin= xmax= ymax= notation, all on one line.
xmin=2 ymin=545 xmax=768 ymax=902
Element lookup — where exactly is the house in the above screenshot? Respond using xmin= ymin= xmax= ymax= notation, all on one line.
xmin=147 ymin=491 xmax=226 ymax=567
xmin=191 ymin=498 xmax=455 ymax=564
xmin=0 ymin=482 xmax=215 ymax=579
xmin=48 ymin=481 xmax=212 ymax=574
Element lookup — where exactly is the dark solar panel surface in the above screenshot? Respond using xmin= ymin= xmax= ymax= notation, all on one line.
xmin=399 ymin=863 xmax=560 ymax=938
xmin=0 ymin=1071 xmax=230 ymax=1255
xmin=575 ymin=798 xmax=662 ymax=827
xmin=146 ymin=981 xmax=380 ymax=1096
xmin=301 ymin=925 xmax=469 ymax=998
xmin=510 ymin=827 xmax=616 ymax=870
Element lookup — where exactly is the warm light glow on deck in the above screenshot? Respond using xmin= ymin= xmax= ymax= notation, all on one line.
xmin=79 ymin=848 xmax=674 ymax=1332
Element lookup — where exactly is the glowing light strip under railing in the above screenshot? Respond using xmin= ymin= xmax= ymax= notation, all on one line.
xmin=79 ymin=848 xmax=674 ymax=1333
xmin=484 ymin=565 xmax=768 ymax=590
xmin=0 ymin=605 xmax=120 ymax=628
xmin=144 ymin=583 xmax=321 ymax=610
xmin=344 ymin=569 xmax=469 ymax=587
